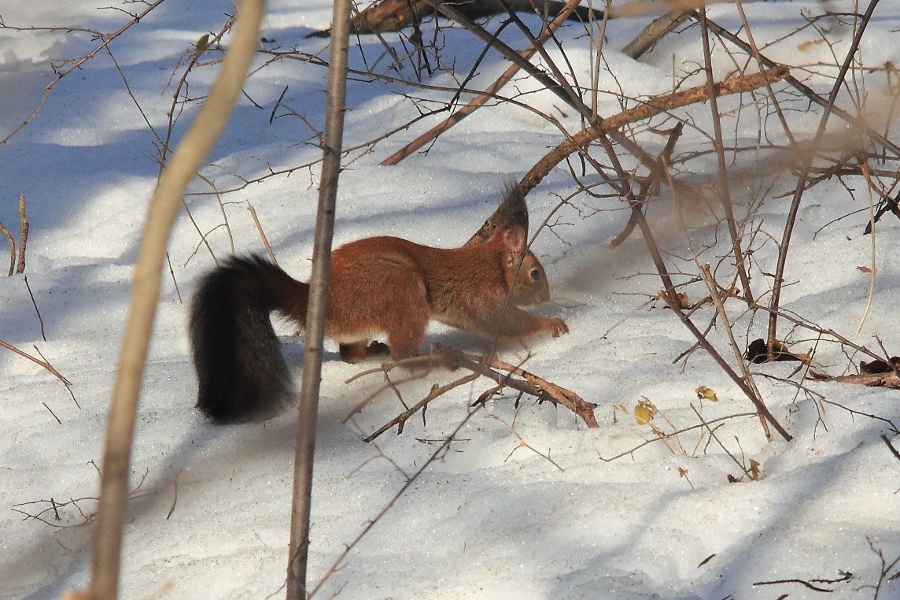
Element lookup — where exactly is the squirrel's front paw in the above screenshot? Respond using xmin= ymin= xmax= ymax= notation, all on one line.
xmin=544 ymin=318 xmax=569 ymax=337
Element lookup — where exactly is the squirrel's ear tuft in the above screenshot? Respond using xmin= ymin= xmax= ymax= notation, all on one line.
xmin=498 ymin=179 xmax=529 ymax=232
xmin=465 ymin=180 xmax=529 ymax=247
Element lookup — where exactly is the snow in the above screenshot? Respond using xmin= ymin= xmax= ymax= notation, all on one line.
xmin=1 ymin=1 xmax=898 ymax=599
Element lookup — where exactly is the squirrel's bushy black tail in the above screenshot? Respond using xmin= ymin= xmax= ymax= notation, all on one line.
xmin=190 ymin=255 xmax=308 ymax=423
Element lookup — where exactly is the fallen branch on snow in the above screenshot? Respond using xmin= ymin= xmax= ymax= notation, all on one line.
xmin=348 ymin=344 xmax=598 ymax=441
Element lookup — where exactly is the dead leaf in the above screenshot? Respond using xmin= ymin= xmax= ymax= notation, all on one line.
xmin=798 ymin=39 xmax=825 ymax=51
xmin=749 ymin=459 xmax=762 ymax=481
xmin=860 ymin=356 xmax=900 ymax=374
xmin=695 ymin=386 xmax=719 ymax=402
xmin=633 ymin=397 xmax=657 ymax=425
xmin=810 ymin=370 xmax=900 ymax=388
xmin=744 ymin=338 xmax=809 ymax=364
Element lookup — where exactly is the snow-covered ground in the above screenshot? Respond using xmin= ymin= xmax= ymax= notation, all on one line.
xmin=1 ymin=1 xmax=898 ymax=598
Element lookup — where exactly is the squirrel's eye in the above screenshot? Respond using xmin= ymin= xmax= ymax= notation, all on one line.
xmin=530 ymin=268 xmax=541 ymax=281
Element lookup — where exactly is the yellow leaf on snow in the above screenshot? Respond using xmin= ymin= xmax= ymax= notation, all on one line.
xmin=695 ymin=386 xmax=719 ymax=402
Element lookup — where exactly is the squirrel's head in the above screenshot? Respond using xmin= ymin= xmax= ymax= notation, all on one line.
xmin=501 ymin=226 xmax=551 ymax=305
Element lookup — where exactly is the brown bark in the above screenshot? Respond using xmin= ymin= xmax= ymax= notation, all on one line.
xmin=519 ymin=65 xmax=790 ymax=196
xmin=309 ymin=0 xmax=604 ymax=37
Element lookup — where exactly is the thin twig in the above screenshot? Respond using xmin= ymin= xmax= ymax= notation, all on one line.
xmin=247 ymin=201 xmax=278 ymax=264
xmin=767 ymin=0 xmax=881 ymax=358
xmin=856 ymin=163 xmax=878 ymax=333
xmin=23 ymin=274 xmax=47 ymax=342
xmin=608 ymin=123 xmax=683 ymax=248
xmin=0 ymin=1 xmax=167 ymax=146
xmin=308 ymin=405 xmax=484 ymax=598
xmin=699 ymin=264 xmax=770 ymax=439
xmin=882 ymin=435 xmax=900 ymax=462
xmin=363 ymin=372 xmax=480 ymax=442
xmin=381 ymin=0 xmax=592 ymax=166
xmin=753 ymin=573 xmax=852 ymax=593
xmin=696 ymin=7 xmax=753 ymax=302
xmin=599 ymin=412 xmax=760 ymax=462
xmin=690 ymin=405 xmax=753 ymax=479
xmin=0 ymin=339 xmax=70 ymax=385
xmin=697 ymin=11 xmax=900 ymax=157
xmin=42 ymin=402 xmax=62 ymax=424
xmin=519 ymin=66 xmax=790 ymax=196
xmin=0 ymin=218 xmax=14 ymax=276
xmin=492 ymin=414 xmax=565 ymax=472
xmin=166 ymin=472 xmax=179 ymax=520
xmin=16 ymin=193 xmax=28 ymax=274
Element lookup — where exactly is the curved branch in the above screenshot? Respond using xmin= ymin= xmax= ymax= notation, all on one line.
xmin=519 ymin=65 xmax=790 ymax=195
xmin=85 ymin=1 xmax=266 ymax=598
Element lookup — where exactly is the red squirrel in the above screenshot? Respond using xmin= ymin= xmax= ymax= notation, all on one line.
xmin=190 ymin=187 xmax=568 ymax=423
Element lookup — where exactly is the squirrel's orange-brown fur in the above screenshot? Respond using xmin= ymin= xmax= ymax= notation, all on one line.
xmin=190 ymin=203 xmax=566 ymax=423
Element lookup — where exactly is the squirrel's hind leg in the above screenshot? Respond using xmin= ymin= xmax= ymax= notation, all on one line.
xmin=339 ymin=340 xmax=391 ymax=363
